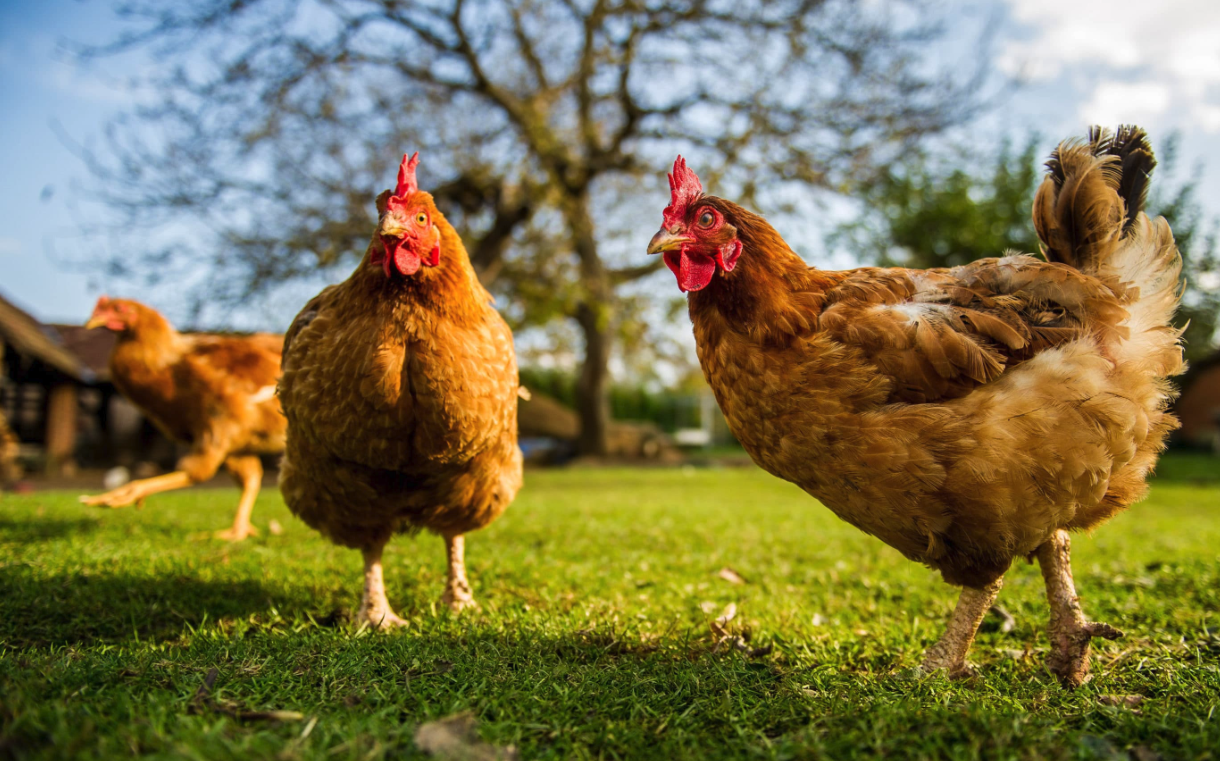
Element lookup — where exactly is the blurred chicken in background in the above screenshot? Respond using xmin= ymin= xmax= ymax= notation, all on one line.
xmin=79 ymin=298 xmax=286 ymax=541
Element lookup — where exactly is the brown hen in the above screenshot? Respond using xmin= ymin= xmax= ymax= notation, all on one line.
xmin=277 ymin=153 xmax=522 ymax=628
xmin=647 ymin=127 xmax=1184 ymax=686
xmin=80 ymin=298 xmax=286 ymax=541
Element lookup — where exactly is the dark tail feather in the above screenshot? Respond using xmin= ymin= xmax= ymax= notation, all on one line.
xmin=1094 ymin=125 xmax=1156 ymax=234
xmin=1033 ymin=125 xmax=1156 ymax=273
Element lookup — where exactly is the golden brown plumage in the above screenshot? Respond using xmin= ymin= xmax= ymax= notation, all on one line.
xmin=79 ymin=298 xmax=286 ymax=541
xmin=277 ymin=153 xmax=522 ymax=627
xmin=648 ymin=127 xmax=1184 ymax=686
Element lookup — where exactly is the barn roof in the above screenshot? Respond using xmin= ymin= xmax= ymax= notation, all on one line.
xmin=0 ymin=292 xmax=90 ymax=382
xmin=50 ymin=324 xmax=116 ymax=381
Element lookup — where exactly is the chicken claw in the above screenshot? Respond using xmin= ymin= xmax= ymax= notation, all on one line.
xmin=359 ymin=604 xmax=409 ymax=630
xmin=79 ymin=484 xmax=144 ymax=509
xmin=358 ymin=542 xmax=408 ymax=631
xmin=441 ymin=584 xmax=478 ymax=613
xmin=1038 ymin=529 xmax=1123 ymax=688
xmin=921 ymin=579 xmax=1004 ymax=679
xmin=1046 ymin=619 xmax=1124 ymax=688
xmin=80 ymin=471 xmax=194 ymax=510
xmin=213 ymin=524 xmax=260 ymax=542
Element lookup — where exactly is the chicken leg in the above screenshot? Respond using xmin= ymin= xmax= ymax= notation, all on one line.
xmin=358 ymin=539 xmax=407 ymax=629
xmin=1035 ymin=529 xmax=1123 ymax=688
xmin=80 ymin=471 xmax=194 ymax=509
xmin=921 ymin=578 xmax=1003 ymax=678
xmin=213 ymin=455 xmax=262 ymax=542
xmin=440 ymin=533 xmax=477 ymax=612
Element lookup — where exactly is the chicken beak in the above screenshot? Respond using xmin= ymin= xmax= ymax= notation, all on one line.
xmin=647 ymin=229 xmax=692 ymax=255
xmin=84 ymin=315 xmax=107 ymax=330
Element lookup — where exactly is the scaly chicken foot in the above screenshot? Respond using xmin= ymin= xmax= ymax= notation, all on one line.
xmin=921 ymin=578 xmax=1004 ymax=678
xmin=1036 ymin=529 xmax=1123 ymax=688
xmin=79 ymin=471 xmax=195 ymax=509
xmin=358 ymin=542 xmax=407 ymax=630
xmin=440 ymin=534 xmax=477 ymax=613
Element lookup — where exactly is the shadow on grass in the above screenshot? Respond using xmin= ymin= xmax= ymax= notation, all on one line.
xmin=0 ymin=515 xmax=101 ymax=544
xmin=0 ymin=570 xmax=298 ymax=647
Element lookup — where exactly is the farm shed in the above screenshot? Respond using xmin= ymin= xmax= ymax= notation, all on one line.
xmin=1176 ymin=349 xmax=1220 ymax=450
xmin=0 ymin=292 xmax=93 ymax=474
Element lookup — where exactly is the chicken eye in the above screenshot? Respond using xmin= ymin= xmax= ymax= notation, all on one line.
xmin=415 ymin=213 xmax=428 ymax=226
xmin=698 ymin=210 xmax=715 ymax=228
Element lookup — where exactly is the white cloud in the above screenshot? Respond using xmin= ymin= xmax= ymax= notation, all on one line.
xmin=1002 ymin=0 xmax=1220 ymax=132
xmin=1079 ymin=80 xmax=1173 ymax=127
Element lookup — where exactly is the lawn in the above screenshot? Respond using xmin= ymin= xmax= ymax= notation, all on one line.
xmin=2 ymin=456 xmax=1218 ymax=760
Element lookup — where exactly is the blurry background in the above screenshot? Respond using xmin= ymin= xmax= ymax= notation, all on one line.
xmin=1 ymin=0 xmax=1218 ymax=478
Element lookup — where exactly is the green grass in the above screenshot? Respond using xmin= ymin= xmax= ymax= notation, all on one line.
xmin=2 ymin=456 xmax=1219 ymax=760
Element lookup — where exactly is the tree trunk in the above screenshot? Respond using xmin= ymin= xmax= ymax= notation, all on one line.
xmin=574 ymin=300 xmax=612 ymax=457
xmin=564 ymin=192 xmax=613 ymax=457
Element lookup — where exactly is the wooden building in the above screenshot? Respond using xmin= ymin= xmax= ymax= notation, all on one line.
xmin=0 ymin=291 xmax=183 ymax=477
xmin=0 ymin=292 xmax=94 ymax=475
xmin=1176 ymin=349 xmax=1220 ymax=451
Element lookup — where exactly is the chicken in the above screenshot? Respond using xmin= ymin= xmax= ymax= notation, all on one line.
xmin=277 ymin=152 xmax=522 ymax=628
xmin=646 ymin=127 xmax=1184 ymax=687
xmin=79 ymin=298 xmax=286 ymax=541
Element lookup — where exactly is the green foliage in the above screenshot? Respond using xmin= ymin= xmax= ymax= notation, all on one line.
xmin=519 ymin=367 xmax=579 ymax=409
xmin=1149 ymin=138 xmax=1220 ymax=364
xmin=2 ymin=462 xmax=1218 ymax=759
xmin=518 ymin=367 xmax=702 ymax=432
xmin=833 ymin=138 xmax=1043 ymax=270
xmin=835 ymin=134 xmax=1220 ymax=362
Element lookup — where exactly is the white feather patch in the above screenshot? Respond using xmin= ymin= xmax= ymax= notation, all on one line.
xmin=250 ymin=385 xmax=278 ymax=404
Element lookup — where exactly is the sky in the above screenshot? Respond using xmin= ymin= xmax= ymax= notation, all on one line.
xmin=1 ymin=0 xmax=1218 ymax=328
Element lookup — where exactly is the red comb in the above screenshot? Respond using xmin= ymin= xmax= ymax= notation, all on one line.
xmin=394 ymin=152 xmax=420 ymax=198
xmin=663 ymin=155 xmax=703 ymax=228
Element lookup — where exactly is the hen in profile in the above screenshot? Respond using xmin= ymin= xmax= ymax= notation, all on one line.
xmin=647 ymin=127 xmax=1183 ymax=686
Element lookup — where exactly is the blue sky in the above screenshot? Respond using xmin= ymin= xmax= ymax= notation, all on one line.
xmin=1 ymin=0 xmax=1218 ymax=327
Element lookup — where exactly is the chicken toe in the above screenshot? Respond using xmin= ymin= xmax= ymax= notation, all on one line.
xmin=213 ymin=524 xmax=260 ymax=542
xmin=921 ymin=579 xmax=1003 ymax=678
xmin=80 ymin=471 xmax=194 ymax=509
xmin=1036 ymin=529 xmax=1123 ymax=688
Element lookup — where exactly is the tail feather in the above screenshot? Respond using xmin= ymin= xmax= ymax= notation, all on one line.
xmin=1101 ymin=125 xmax=1156 ymax=235
xmin=1034 ymin=126 xmax=1183 ymax=375
xmin=1034 ymin=126 xmax=1157 ymax=274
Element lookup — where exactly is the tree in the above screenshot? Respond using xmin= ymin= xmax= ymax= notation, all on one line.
xmin=833 ymin=137 xmax=1042 ymax=269
xmin=834 ymin=133 xmax=1219 ymax=363
xmin=81 ymin=0 xmax=991 ymax=454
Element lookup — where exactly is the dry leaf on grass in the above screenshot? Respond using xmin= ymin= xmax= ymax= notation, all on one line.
xmin=717 ymin=567 xmax=746 ymax=585
xmin=268 ymin=519 xmax=284 ymax=536
xmin=1099 ymin=694 xmax=1146 ymax=710
xmin=703 ymin=603 xmax=769 ymax=657
xmin=710 ymin=603 xmax=737 ymax=636
xmin=415 ymin=712 xmax=518 ymax=761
